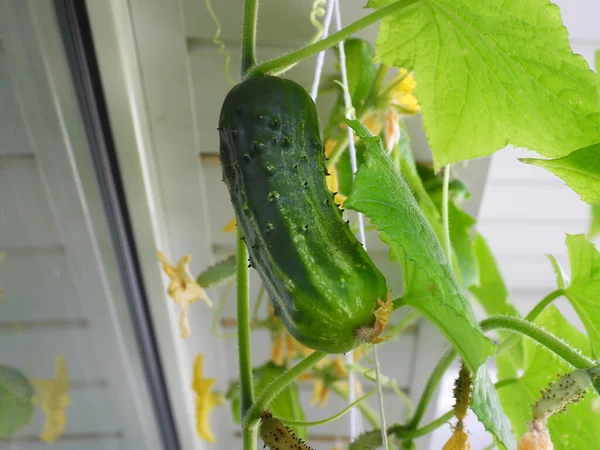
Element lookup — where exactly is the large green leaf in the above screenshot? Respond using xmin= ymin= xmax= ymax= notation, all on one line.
xmin=471 ymin=365 xmax=517 ymax=450
xmin=0 ymin=365 xmax=34 ymax=437
xmin=564 ymin=234 xmax=600 ymax=358
xmin=590 ymin=204 xmax=600 ymax=239
xmin=229 ymin=362 xmax=306 ymax=439
xmin=470 ymin=233 xmax=523 ymax=377
xmin=344 ymin=120 xmax=494 ymax=371
xmin=368 ymin=0 xmax=600 ymax=168
xmin=498 ymin=306 xmax=599 ymax=449
xmin=520 ymin=144 xmax=600 ymax=205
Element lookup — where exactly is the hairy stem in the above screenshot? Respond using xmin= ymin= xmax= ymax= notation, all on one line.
xmin=497 ymin=289 xmax=564 ymax=355
xmin=237 ymin=230 xmax=254 ymax=417
xmin=407 ymin=348 xmax=457 ymax=429
xmin=243 ymin=351 xmax=327 ymax=427
xmin=481 ymin=315 xmax=595 ymax=369
xmin=241 ymin=0 xmax=259 ymax=76
xmin=247 ymin=0 xmax=419 ymax=77
xmin=243 ymin=425 xmax=258 ymax=450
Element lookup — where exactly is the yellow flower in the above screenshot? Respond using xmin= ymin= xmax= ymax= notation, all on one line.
xmin=310 ymin=378 xmax=331 ymax=408
xmin=362 ymin=110 xmax=383 ymax=136
xmin=193 ymin=355 xmax=224 ymax=443
xmin=157 ymin=251 xmax=212 ymax=339
xmin=442 ymin=427 xmax=471 ymax=450
xmin=223 ymin=217 xmax=237 ymax=233
xmin=388 ymin=69 xmax=419 ymax=115
xmin=384 ymin=108 xmax=401 ymax=154
xmin=324 ymin=139 xmax=348 ymax=207
xmin=31 ymin=355 xmax=70 ymax=443
xmin=356 ymin=294 xmax=394 ymax=344
xmin=518 ymin=421 xmax=553 ymax=450
xmin=267 ymin=305 xmax=301 ymax=366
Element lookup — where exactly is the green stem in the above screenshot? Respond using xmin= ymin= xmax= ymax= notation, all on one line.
xmin=392 ymin=409 xmax=454 ymax=439
xmin=243 ymin=351 xmax=327 ymax=427
xmin=242 ymin=425 xmax=258 ymax=450
xmin=241 ymin=0 xmax=259 ymax=76
xmin=247 ymin=0 xmax=419 ymax=77
xmin=497 ymin=289 xmax=564 ymax=355
xmin=525 ymin=289 xmax=565 ymax=322
xmin=407 ymin=348 xmax=456 ymax=429
xmin=237 ymin=230 xmax=254 ymax=417
xmin=251 ymin=284 xmax=266 ymax=321
xmin=331 ymin=383 xmax=380 ymax=428
xmin=481 ymin=315 xmax=595 ymax=369
xmin=280 ymin=390 xmax=377 ymax=426
xmin=441 ymin=165 xmax=452 ymax=262
xmin=368 ymin=64 xmax=389 ymax=102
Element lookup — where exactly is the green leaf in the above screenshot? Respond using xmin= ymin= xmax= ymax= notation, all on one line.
xmin=470 ymin=233 xmax=524 ymax=376
xmin=369 ymin=0 xmax=600 ymax=168
xmin=547 ymin=254 xmax=568 ymax=289
xmin=349 ymin=429 xmax=384 ymax=450
xmin=0 ymin=365 xmax=34 ymax=437
xmin=229 ymin=362 xmax=306 ymax=439
xmin=470 ymin=365 xmax=517 ymax=450
xmin=520 ymin=144 xmax=600 ymax=205
xmin=344 ymin=120 xmax=494 ymax=371
xmin=498 ymin=306 xmax=599 ymax=449
xmin=196 ymin=255 xmax=236 ymax=288
xmin=590 ymin=204 xmax=600 ymax=239
xmin=338 ymin=38 xmax=378 ymax=107
xmin=564 ymin=234 xmax=600 ymax=357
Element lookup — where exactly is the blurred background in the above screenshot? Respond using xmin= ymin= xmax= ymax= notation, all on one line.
xmin=0 ymin=0 xmax=598 ymax=448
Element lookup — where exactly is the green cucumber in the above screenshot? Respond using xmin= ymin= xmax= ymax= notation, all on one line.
xmin=218 ymin=76 xmax=387 ymax=353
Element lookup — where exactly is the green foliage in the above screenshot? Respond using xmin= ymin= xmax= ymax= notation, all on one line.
xmin=344 ymin=120 xmax=494 ymax=371
xmin=564 ymin=234 xmax=600 ymax=357
xmin=337 ymin=38 xmax=378 ymax=108
xmin=470 ymin=233 xmax=524 ymax=376
xmin=590 ymin=204 xmax=600 ymax=239
xmin=0 ymin=365 xmax=34 ymax=438
xmin=470 ymin=365 xmax=517 ymax=450
xmin=229 ymin=362 xmax=306 ymax=439
xmin=497 ymin=306 xmax=599 ymax=449
xmin=369 ymin=0 xmax=600 ymax=168
xmin=196 ymin=255 xmax=236 ymax=288
xmin=520 ymin=143 xmax=600 ymax=205
xmin=348 ymin=429 xmax=384 ymax=450
xmin=547 ymin=254 xmax=568 ymax=289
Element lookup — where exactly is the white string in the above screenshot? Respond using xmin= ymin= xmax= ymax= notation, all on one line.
xmin=309 ymin=0 xmax=336 ymax=101
xmin=373 ymin=345 xmax=389 ymax=450
xmin=333 ymin=0 xmax=367 ymax=442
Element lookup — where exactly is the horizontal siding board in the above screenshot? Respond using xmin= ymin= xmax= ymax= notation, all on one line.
xmin=0 ymin=251 xmax=83 ymax=321
xmin=0 ymin=328 xmax=103 ymax=382
xmin=3 ymin=437 xmax=123 ymax=450
xmin=12 ymin=386 xmax=121 ymax=439
xmin=0 ymin=158 xmax=61 ymax=247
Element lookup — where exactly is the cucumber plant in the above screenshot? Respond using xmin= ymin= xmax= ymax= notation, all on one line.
xmin=164 ymin=1 xmax=600 ymax=449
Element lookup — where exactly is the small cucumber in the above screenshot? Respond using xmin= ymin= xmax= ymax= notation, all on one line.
xmin=218 ymin=76 xmax=387 ymax=353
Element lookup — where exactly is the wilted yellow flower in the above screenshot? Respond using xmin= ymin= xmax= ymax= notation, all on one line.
xmin=388 ymin=69 xmax=419 ymax=114
xmin=222 ymin=217 xmax=237 ymax=233
xmin=193 ymin=355 xmax=224 ymax=443
xmin=362 ymin=110 xmax=383 ymax=137
xmin=324 ymin=139 xmax=348 ymax=207
xmin=31 ymin=355 xmax=70 ymax=443
xmin=518 ymin=421 xmax=553 ymax=450
xmin=356 ymin=294 xmax=394 ymax=343
xmin=442 ymin=427 xmax=471 ymax=450
xmin=310 ymin=378 xmax=331 ymax=408
xmin=157 ymin=251 xmax=212 ymax=339
xmin=384 ymin=108 xmax=401 ymax=154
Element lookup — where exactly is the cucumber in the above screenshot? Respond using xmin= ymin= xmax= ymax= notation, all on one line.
xmin=218 ymin=76 xmax=387 ymax=354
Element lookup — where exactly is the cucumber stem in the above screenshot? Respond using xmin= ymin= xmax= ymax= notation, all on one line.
xmin=496 ymin=288 xmax=564 ymax=355
xmin=406 ymin=347 xmax=457 ymax=429
xmin=237 ymin=230 xmax=254 ymax=418
xmin=241 ymin=0 xmax=259 ymax=76
xmin=481 ymin=315 xmax=595 ymax=369
xmin=246 ymin=0 xmax=419 ymax=77
xmin=243 ymin=351 xmax=327 ymax=428
xmin=331 ymin=383 xmax=381 ymax=428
